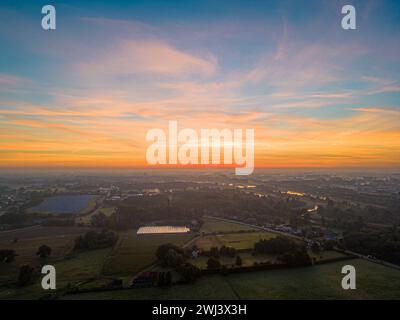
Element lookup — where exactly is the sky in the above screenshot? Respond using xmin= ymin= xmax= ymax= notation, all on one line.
xmin=0 ymin=0 xmax=399 ymax=169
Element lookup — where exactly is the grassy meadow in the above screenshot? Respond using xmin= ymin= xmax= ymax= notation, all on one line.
xmin=64 ymin=259 xmax=400 ymax=300
xmin=102 ymin=231 xmax=194 ymax=276
xmin=200 ymin=217 xmax=259 ymax=233
xmin=1 ymin=217 xmax=399 ymax=300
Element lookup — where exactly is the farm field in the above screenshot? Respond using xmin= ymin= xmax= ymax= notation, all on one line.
xmin=0 ymin=236 xmax=76 ymax=285
xmin=1 ymin=215 xmax=396 ymax=300
xmin=102 ymin=231 xmax=194 ymax=276
xmin=0 ymin=248 xmax=112 ymax=300
xmin=309 ymin=249 xmax=349 ymax=262
xmin=194 ymin=231 xmax=277 ymax=251
xmin=0 ymin=226 xmax=91 ymax=242
xmin=0 ymin=227 xmax=195 ymax=299
xmin=0 ymin=225 xmax=114 ymax=299
xmin=200 ymin=217 xmax=259 ymax=233
xmin=64 ymin=259 xmax=400 ymax=300
xmin=216 ymin=232 xmax=277 ymax=250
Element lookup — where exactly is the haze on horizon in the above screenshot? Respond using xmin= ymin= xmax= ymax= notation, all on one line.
xmin=0 ymin=0 xmax=399 ymax=169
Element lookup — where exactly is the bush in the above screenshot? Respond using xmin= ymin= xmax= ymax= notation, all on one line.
xmin=277 ymin=248 xmax=312 ymax=266
xmin=254 ymin=236 xmax=300 ymax=255
xmin=0 ymin=249 xmax=17 ymax=263
xmin=36 ymin=245 xmax=52 ymax=259
xmin=207 ymin=257 xmax=221 ymax=270
xmin=18 ymin=265 xmax=34 ymax=287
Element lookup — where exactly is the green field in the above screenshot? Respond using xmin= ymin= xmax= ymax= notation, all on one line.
xmin=309 ymin=249 xmax=349 ymax=262
xmin=201 ymin=217 xmax=259 ymax=233
xmin=102 ymin=231 xmax=194 ymax=276
xmin=195 ymin=231 xmax=277 ymax=251
xmin=99 ymin=207 xmax=116 ymax=216
xmin=0 ymin=236 xmax=75 ymax=285
xmin=0 ymin=231 xmax=110 ymax=299
xmin=54 ymin=249 xmax=111 ymax=284
xmin=0 ymin=248 xmax=112 ymax=300
xmin=216 ymin=232 xmax=277 ymax=250
xmin=63 ymin=259 xmax=400 ymax=300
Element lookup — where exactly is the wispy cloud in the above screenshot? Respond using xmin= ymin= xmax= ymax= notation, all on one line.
xmin=76 ymin=39 xmax=217 ymax=78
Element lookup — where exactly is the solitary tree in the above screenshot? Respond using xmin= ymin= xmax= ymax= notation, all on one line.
xmin=18 ymin=265 xmax=34 ymax=287
xmin=235 ymin=255 xmax=242 ymax=266
xmin=37 ymin=245 xmax=52 ymax=259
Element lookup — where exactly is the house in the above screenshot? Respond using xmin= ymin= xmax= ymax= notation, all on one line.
xmin=191 ymin=248 xmax=200 ymax=258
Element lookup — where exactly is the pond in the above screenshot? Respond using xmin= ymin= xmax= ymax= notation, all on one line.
xmin=30 ymin=194 xmax=97 ymax=214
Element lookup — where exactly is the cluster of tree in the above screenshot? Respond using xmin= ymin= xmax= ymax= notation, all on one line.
xmin=156 ymin=244 xmax=201 ymax=283
xmin=114 ymin=189 xmax=298 ymax=230
xmin=288 ymin=209 xmax=311 ymax=228
xmin=254 ymin=236 xmax=312 ymax=266
xmin=207 ymin=257 xmax=221 ymax=270
xmin=73 ymin=230 xmax=118 ymax=251
xmin=254 ymin=236 xmax=301 ymax=255
xmin=176 ymin=263 xmax=201 ymax=282
xmin=156 ymin=243 xmax=185 ymax=268
xmin=318 ymin=201 xmax=399 ymax=228
xmin=206 ymin=255 xmax=242 ymax=270
xmin=36 ymin=245 xmax=52 ymax=259
xmin=205 ymin=246 xmax=236 ymax=258
xmin=344 ymin=228 xmax=400 ymax=265
xmin=0 ymin=249 xmax=17 ymax=263
xmin=277 ymin=248 xmax=312 ymax=266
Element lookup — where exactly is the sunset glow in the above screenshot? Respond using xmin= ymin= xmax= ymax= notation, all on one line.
xmin=1 ymin=0 xmax=399 ymax=169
